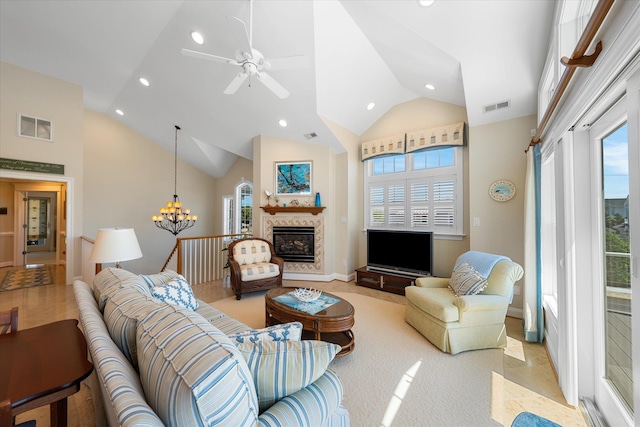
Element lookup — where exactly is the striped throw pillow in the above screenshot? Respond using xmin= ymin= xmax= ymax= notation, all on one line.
xmin=103 ymin=286 xmax=158 ymax=371
xmin=137 ymin=304 xmax=259 ymax=425
xmin=93 ymin=267 xmax=151 ymax=311
xmin=228 ymin=322 xmax=303 ymax=345
xmin=139 ymin=270 xmax=181 ymax=289
xmin=449 ymin=262 xmax=488 ymax=296
xmin=237 ymin=340 xmax=341 ymax=412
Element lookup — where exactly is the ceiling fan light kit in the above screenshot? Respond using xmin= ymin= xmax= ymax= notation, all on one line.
xmin=181 ymin=0 xmax=308 ymax=99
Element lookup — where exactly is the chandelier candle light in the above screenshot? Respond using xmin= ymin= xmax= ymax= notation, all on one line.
xmin=152 ymin=125 xmax=197 ymax=235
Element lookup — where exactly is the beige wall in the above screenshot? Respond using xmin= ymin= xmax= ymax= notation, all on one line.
xmin=468 ymin=115 xmax=534 ymax=311
xmin=253 ymin=135 xmax=336 ymax=276
xmin=322 ymin=118 xmax=361 ymax=279
xmin=0 ymin=62 xmax=220 ymax=277
xmin=359 ymin=97 xmax=470 ymax=277
xmin=0 ymin=62 xmax=84 ymax=280
xmin=83 ymin=110 xmax=219 ymax=274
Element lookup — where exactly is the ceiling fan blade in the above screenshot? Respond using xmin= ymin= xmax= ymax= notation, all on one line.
xmin=181 ymin=48 xmax=237 ymax=65
xmin=224 ymin=72 xmax=248 ymax=95
xmin=264 ymin=55 xmax=309 ymax=70
xmin=257 ymin=71 xmax=289 ymax=99
xmin=226 ymin=16 xmax=252 ymax=58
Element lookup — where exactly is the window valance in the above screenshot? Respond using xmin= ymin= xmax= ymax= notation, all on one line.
xmin=361 ymin=122 xmax=466 ymax=161
xmin=360 ymin=134 xmax=405 ymax=161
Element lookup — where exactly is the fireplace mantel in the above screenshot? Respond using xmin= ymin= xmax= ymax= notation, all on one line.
xmin=261 ymin=206 xmax=325 ymax=215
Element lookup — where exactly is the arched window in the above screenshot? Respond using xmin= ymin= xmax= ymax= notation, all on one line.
xmin=235 ymin=179 xmax=253 ymax=234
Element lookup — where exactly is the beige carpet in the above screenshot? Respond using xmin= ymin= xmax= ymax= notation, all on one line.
xmin=212 ymin=292 xmax=504 ymax=426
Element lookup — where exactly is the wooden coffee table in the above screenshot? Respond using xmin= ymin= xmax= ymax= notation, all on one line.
xmin=265 ymin=287 xmax=355 ymax=356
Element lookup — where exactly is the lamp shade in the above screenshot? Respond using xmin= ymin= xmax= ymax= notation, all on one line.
xmin=89 ymin=228 xmax=143 ymax=264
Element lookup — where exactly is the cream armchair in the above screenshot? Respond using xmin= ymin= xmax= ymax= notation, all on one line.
xmin=228 ymin=237 xmax=284 ymax=300
xmin=404 ymin=251 xmax=523 ymax=354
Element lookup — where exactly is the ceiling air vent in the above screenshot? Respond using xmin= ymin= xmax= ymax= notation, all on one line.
xmin=482 ymin=100 xmax=511 ymax=114
xmin=304 ymin=132 xmax=318 ymax=140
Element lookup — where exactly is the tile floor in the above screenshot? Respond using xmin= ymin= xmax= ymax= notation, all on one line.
xmin=0 ymin=265 xmax=589 ymax=426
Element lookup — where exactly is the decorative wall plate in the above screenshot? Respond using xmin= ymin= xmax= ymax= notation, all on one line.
xmin=489 ymin=179 xmax=516 ymax=202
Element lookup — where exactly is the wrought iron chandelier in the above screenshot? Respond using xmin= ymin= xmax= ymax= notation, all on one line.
xmin=152 ymin=125 xmax=197 ymax=235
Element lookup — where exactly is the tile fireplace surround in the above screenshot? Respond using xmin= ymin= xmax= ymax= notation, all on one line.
xmin=263 ymin=216 xmax=324 ymax=274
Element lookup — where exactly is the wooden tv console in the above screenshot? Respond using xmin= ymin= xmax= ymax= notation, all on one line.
xmin=355 ymin=266 xmax=424 ymax=295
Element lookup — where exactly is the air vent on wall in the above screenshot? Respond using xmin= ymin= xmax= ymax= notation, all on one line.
xmin=304 ymin=132 xmax=318 ymax=140
xmin=482 ymin=100 xmax=511 ymax=114
xmin=18 ymin=114 xmax=53 ymax=141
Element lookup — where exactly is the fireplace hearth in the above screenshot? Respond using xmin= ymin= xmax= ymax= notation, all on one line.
xmin=272 ymin=226 xmax=315 ymax=263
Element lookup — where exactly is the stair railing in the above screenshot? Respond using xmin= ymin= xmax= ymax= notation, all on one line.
xmin=163 ymin=233 xmax=251 ymax=285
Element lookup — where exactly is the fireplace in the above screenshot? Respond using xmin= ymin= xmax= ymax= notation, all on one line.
xmin=272 ymin=226 xmax=315 ymax=263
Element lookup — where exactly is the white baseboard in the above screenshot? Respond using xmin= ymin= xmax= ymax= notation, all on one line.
xmin=0 ymin=262 xmax=14 ymax=268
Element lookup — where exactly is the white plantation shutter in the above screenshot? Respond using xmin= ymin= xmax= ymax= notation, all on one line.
xmin=365 ymin=149 xmax=463 ymax=235
xmin=388 ymin=184 xmax=405 ymax=226
xmin=410 ymin=182 xmax=429 ymax=228
xmin=433 ymin=179 xmax=455 ymax=228
xmin=369 ymin=185 xmax=385 ymax=226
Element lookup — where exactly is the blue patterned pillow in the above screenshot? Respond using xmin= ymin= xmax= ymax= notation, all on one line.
xmin=228 ymin=322 xmax=303 ymax=345
xmin=139 ymin=270 xmax=181 ymax=289
xmin=236 ymin=340 xmax=340 ymax=412
xmin=151 ymin=276 xmax=199 ymax=310
xmin=449 ymin=262 xmax=488 ymax=296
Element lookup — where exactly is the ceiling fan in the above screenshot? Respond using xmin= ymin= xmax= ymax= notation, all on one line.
xmin=181 ymin=0 xmax=308 ymax=99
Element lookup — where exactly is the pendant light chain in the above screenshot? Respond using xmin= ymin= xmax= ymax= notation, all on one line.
xmin=174 ymin=125 xmax=179 ymax=198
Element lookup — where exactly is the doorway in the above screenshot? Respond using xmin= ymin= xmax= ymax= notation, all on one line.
xmin=12 ymin=182 xmax=67 ymax=270
xmin=24 ymin=192 xmax=57 ymax=266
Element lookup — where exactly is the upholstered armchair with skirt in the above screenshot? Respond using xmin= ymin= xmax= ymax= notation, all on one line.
xmin=228 ymin=237 xmax=284 ymax=300
xmin=404 ymin=251 xmax=524 ymax=354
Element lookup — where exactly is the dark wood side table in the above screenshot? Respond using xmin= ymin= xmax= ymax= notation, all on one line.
xmin=265 ymin=287 xmax=355 ymax=356
xmin=0 ymin=319 xmax=93 ymax=427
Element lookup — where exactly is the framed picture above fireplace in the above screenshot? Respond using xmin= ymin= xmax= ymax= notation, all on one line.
xmin=275 ymin=161 xmax=312 ymax=196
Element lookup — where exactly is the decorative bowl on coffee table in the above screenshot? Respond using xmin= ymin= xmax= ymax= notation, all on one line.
xmin=293 ymin=288 xmax=322 ymax=302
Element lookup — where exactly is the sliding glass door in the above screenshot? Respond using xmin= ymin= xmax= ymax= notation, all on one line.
xmin=591 ymin=95 xmax=635 ymax=425
xmin=601 ymin=122 xmax=633 ymax=411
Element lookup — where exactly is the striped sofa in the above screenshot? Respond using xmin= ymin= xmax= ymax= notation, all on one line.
xmin=73 ymin=267 xmax=349 ymax=426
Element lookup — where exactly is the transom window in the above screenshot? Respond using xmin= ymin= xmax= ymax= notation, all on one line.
xmin=365 ymin=147 xmax=463 ymax=237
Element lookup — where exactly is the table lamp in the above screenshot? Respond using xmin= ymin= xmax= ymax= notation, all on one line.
xmin=89 ymin=228 xmax=143 ymax=269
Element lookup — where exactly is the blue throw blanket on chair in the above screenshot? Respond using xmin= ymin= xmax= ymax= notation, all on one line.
xmin=455 ymin=251 xmax=512 ymax=301
xmin=455 ymin=251 xmax=509 ymax=279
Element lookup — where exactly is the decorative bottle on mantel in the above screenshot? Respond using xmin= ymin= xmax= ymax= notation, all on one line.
xmin=315 ymin=192 xmax=321 ymax=207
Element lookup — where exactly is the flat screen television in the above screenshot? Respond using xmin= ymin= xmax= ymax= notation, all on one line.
xmin=366 ymin=229 xmax=433 ymax=277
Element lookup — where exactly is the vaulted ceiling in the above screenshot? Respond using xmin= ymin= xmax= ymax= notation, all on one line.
xmin=0 ymin=0 xmax=554 ymax=178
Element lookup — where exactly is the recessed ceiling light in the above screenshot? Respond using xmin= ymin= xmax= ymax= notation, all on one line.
xmin=418 ymin=0 xmax=435 ymax=7
xmin=139 ymin=77 xmax=150 ymax=87
xmin=278 ymin=119 xmax=288 ymax=127
xmin=425 ymin=84 xmax=436 ymax=90
xmin=191 ymin=31 xmax=204 ymax=45
xmin=366 ymin=102 xmax=376 ymax=111
xmin=115 ymin=109 xmax=124 ymax=116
